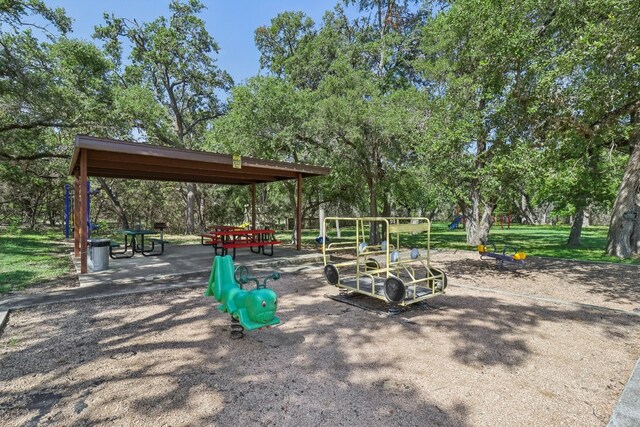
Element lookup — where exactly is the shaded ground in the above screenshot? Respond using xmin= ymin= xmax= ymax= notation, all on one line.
xmin=430 ymin=249 xmax=640 ymax=312
xmin=1 ymin=265 xmax=639 ymax=426
xmin=15 ymin=256 xmax=79 ymax=295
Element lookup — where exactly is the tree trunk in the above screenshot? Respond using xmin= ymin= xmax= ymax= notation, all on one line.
xmin=196 ymin=189 xmax=206 ymax=230
xmin=463 ymin=189 xmax=495 ymax=245
xmin=540 ymin=204 xmax=550 ymax=225
xmin=427 ymin=208 xmax=439 ymax=221
xmin=186 ymin=182 xmax=196 ymax=233
xmin=27 ymin=194 xmax=40 ymax=229
xmin=47 ymin=192 xmax=58 ymax=226
xmin=583 ymin=209 xmax=590 ymax=228
xmin=26 ymin=192 xmax=43 ymax=229
xmin=464 ymin=101 xmax=495 ymax=246
xmin=367 ymin=177 xmax=379 ymax=244
xmin=516 ymin=192 xmax=538 ymax=225
xmin=47 ymin=208 xmax=57 ymax=226
xmin=607 ymin=142 xmax=640 ymax=258
xmin=567 ymin=206 xmax=585 ymax=247
xmin=381 ymin=195 xmax=391 ymax=239
xmin=97 ymin=177 xmax=129 ymax=229
xmin=286 ymin=182 xmax=297 ymax=244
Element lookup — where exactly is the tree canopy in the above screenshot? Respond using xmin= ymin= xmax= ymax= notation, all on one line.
xmin=1 ymin=0 xmax=638 ymax=259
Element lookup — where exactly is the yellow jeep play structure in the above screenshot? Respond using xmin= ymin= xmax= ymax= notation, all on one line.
xmin=321 ymin=217 xmax=446 ymax=311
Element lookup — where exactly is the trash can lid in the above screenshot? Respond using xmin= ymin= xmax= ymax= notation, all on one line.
xmin=89 ymin=238 xmax=111 ymax=247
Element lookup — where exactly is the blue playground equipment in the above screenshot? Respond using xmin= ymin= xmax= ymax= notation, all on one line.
xmin=448 ymin=215 xmax=463 ymax=230
xmin=315 ymin=235 xmax=331 ymax=245
xmin=64 ymin=181 xmax=100 ymax=239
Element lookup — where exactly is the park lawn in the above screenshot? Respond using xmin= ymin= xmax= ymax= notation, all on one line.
xmin=2 ymin=222 xmax=634 ymax=295
xmin=288 ymin=222 xmax=639 ymax=265
xmin=429 ymin=223 xmax=640 ymax=264
xmin=0 ymin=229 xmax=72 ymax=294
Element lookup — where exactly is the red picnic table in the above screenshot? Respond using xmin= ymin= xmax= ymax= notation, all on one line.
xmin=200 ymin=225 xmax=242 ymax=251
xmin=200 ymin=227 xmax=281 ymax=259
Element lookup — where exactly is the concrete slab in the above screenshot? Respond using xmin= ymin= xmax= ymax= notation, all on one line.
xmin=0 ymin=254 xmax=323 ymax=313
xmin=73 ymin=244 xmax=322 ymax=287
xmin=608 ymin=358 xmax=640 ymax=427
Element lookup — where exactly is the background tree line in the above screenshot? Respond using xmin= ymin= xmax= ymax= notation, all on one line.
xmin=0 ymin=0 xmax=638 ymax=258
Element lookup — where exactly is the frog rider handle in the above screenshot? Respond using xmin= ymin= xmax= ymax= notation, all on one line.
xmin=234 ymin=265 xmax=281 ymax=289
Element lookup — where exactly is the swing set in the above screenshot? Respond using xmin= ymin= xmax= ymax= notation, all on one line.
xmin=64 ymin=181 xmax=100 ymax=239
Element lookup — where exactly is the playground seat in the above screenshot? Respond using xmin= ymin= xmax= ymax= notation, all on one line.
xmin=478 ymin=242 xmax=526 ymax=268
xmin=315 ymin=236 xmax=331 ymax=245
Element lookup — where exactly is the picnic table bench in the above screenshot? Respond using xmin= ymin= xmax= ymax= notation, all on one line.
xmin=200 ymin=226 xmax=244 ymax=255
xmin=208 ymin=228 xmax=281 ymax=259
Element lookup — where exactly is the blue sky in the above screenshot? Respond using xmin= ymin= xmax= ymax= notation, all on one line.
xmin=46 ymin=0 xmax=357 ymax=85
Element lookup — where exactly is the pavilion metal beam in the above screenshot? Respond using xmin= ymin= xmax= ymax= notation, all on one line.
xmin=251 ymin=183 xmax=257 ymax=230
xmin=296 ymin=173 xmax=302 ymax=251
xmin=74 ymin=171 xmax=80 ymax=257
xmin=88 ymin=168 xmax=268 ymax=185
xmin=80 ymin=148 xmax=88 ymax=274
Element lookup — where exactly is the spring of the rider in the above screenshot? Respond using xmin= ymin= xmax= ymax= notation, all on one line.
xmin=387 ymin=305 xmax=401 ymax=316
xmin=230 ymin=316 xmax=244 ymax=339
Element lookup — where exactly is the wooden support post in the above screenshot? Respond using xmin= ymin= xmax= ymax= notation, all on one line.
xmin=80 ymin=149 xmax=88 ymax=274
xmin=296 ymin=173 xmax=302 ymax=251
xmin=251 ymin=183 xmax=256 ymax=230
xmin=74 ymin=172 xmax=80 ymax=257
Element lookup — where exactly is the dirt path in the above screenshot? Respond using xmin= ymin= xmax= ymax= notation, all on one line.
xmin=1 ymin=266 xmax=639 ymax=426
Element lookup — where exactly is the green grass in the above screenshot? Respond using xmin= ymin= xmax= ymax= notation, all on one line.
xmin=6 ymin=337 xmax=20 ymax=347
xmin=282 ymin=222 xmax=639 ymax=265
xmin=0 ymin=229 xmax=72 ymax=294
xmin=430 ymin=222 xmax=639 ymax=264
xmin=4 ymin=222 xmax=627 ymax=295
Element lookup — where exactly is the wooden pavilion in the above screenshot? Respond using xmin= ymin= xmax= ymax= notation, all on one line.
xmin=69 ymin=135 xmax=330 ymax=273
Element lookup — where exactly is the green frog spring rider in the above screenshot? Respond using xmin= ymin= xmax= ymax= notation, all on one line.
xmin=205 ymin=255 xmax=280 ymax=338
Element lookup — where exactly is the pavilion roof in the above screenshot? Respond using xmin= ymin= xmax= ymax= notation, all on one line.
xmin=69 ymin=135 xmax=330 ymax=185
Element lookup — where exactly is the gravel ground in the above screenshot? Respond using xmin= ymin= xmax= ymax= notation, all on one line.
xmin=430 ymin=250 xmax=640 ymax=312
xmin=1 ymin=253 xmax=639 ymax=426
